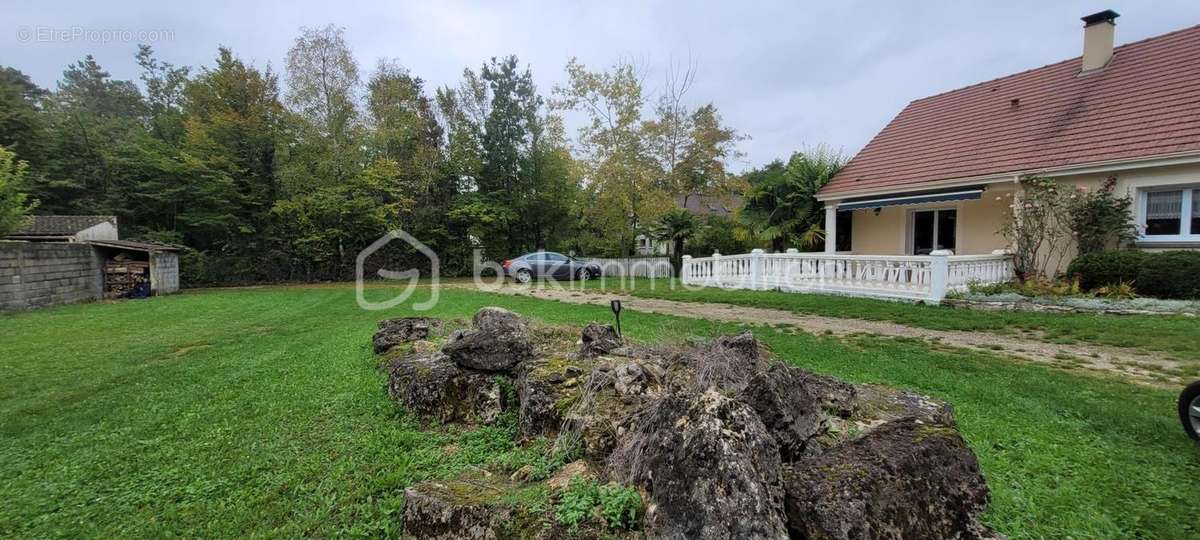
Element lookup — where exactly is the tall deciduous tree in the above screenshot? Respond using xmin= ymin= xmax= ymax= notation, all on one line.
xmin=136 ymin=45 xmax=190 ymax=144
xmin=283 ymin=25 xmax=362 ymax=190
xmin=182 ymin=47 xmax=284 ymax=257
xmin=36 ymin=56 xmax=145 ymax=213
xmin=0 ymin=145 xmax=37 ymax=236
xmin=365 ymin=60 xmax=444 ymax=203
xmin=553 ymin=58 xmax=672 ymax=256
xmin=0 ymin=67 xmax=47 ymax=168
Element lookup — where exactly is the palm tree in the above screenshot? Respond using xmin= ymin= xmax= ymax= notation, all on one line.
xmin=741 ymin=146 xmax=844 ymax=251
xmin=652 ymin=208 xmax=699 ymax=276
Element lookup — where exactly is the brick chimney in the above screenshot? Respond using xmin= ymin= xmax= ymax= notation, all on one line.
xmin=1081 ymin=10 xmax=1119 ymax=72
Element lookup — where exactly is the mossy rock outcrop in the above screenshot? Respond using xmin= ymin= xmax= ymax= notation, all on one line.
xmin=386 ymin=352 xmax=506 ymax=424
xmin=377 ymin=307 xmax=994 ymax=539
xmin=374 ymin=317 xmax=444 ymax=354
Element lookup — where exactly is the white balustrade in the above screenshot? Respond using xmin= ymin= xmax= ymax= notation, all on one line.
xmin=679 ymin=250 xmax=1014 ymax=303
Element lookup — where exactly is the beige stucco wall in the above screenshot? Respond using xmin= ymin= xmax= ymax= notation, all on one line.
xmin=840 ymin=161 xmax=1200 ymax=275
xmin=847 ymin=184 xmax=1016 ymax=256
xmin=1039 ymin=162 xmax=1200 ymax=272
xmin=849 ymin=206 xmax=905 ymax=255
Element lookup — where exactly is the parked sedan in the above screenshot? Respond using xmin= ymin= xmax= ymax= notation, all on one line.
xmin=502 ymin=252 xmax=601 ymax=283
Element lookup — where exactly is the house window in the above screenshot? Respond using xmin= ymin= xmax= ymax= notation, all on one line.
xmin=1194 ymin=190 xmax=1200 ymax=234
xmin=1141 ymin=187 xmax=1199 ymax=241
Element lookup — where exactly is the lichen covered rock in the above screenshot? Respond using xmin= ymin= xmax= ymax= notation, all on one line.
xmin=402 ymin=477 xmax=515 ymax=540
xmin=514 ymin=356 xmax=590 ymax=439
xmin=377 ymin=309 xmax=992 ymax=540
xmin=443 ymin=307 xmax=534 ymax=371
xmin=739 ymin=363 xmax=826 ymax=461
xmin=374 ymin=317 xmax=443 ymax=354
xmin=784 ymin=417 xmax=992 ymax=539
xmin=579 ymin=323 xmax=622 ymax=356
xmin=387 ymin=352 xmax=505 ymax=423
xmin=607 ymin=389 xmax=789 ymax=540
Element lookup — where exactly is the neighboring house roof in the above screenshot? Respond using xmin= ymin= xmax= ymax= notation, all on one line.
xmin=86 ymin=239 xmax=180 ymax=253
xmin=821 ymin=24 xmax=1200 ymax=198
xmin=9 ymin=215 xmax=117 ymax=238
xmin=676 ymin=193 xmax=744 ymax=218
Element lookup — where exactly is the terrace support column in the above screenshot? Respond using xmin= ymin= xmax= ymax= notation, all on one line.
xmin=928 ymin=249 xmax=952 ymax=304
xmin=750 ymin=249 xmax=765 ymax=290
xmin=712 ymin=252 xmax=722 ymax=286
xmin=824 ymin=205 xmax=838 ymax=253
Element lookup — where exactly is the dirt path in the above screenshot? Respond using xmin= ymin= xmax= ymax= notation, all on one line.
xmin=453 ymin=282 xmax=1183 ymax=387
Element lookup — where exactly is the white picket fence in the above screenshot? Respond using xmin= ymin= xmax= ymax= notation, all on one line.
xmin=583 ymin=257 xmax=674 ymax=278
xmin=680 ymin=249 xmax=1013 ymax=303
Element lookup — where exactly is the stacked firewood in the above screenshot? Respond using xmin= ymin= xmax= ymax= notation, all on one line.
xmin=105 ymin=254 xmax=150 ymax=298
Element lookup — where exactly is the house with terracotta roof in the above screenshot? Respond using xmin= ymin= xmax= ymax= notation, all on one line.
xmin=817 ymin=10 xmax=1200 ymax=273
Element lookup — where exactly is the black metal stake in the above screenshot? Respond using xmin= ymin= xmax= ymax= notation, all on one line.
xmin=610 ymin=299 xmax=623 ymax=341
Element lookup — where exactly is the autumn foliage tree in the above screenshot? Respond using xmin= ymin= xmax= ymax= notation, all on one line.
xmin=0 ymin=28 xmax=747 ymax=282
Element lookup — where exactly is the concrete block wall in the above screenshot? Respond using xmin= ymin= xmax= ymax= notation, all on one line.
xmin=0 ymin=242 xmax=104 ymax=311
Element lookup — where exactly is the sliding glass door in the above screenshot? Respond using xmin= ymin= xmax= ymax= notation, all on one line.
xmin=911 ymin=209 xmax=956 ymax=255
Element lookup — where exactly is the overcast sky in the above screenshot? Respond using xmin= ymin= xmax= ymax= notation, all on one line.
xmin=4 ymin=1 xmax=1199 ymax=171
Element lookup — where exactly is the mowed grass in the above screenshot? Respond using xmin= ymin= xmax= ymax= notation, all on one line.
xmin=574 ymin=277 xmax=1200 ymax=362
xmin=0 ymin=284 xmax=1196 ymax=538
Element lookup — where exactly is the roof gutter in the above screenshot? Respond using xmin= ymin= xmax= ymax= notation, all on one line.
xmin=817 ymin=149 xmax=1200 ymax=201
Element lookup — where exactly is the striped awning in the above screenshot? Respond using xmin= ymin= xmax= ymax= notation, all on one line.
xmin=836 ymin=187 xmax=984 ymax=211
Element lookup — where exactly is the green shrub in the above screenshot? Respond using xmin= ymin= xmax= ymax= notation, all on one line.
xmin=554 ymin=476 xmax=600 ymax=530
xmin=1135 ymin=251 xmax=1200 ymax=300
xmin=553 ymin=475 xmax=642 ymax=531
xmin=1068 ymin=250 xmax=1200 ymax=299
xmin=598 ymin=483 xmax=642 ymax=530
xmin=1066 ymin=250 xmax=1148 ymax=291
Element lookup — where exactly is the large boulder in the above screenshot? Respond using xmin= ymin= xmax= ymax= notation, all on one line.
xmin=607 ymin=389 xmax=789 ymax=539
xmin=374 ymin=317 xmax=444 ymax=354
xmin=443 ymin=307 xmax=534 ymax=372
xmin=739 ymin=363 xmax=826 ymax=461
xmin=579 ymin=323 xmax=622 ymax=356
xmin=402 ymin=478 xmax=515 ymax=539
xmin=387 ymin=352 xmax=505 ymax=424
xmin=784 ymin=417 xmax=992 ymax=540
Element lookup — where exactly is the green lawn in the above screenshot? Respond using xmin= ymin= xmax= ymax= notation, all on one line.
xmin=1 ymin=285 xmax=1197 ymax=538
xmin=576 ymin=277 xmax=1200 ymax=362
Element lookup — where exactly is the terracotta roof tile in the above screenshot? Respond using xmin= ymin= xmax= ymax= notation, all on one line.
xmin=821 ymin=25 xmax=1200 ymax=198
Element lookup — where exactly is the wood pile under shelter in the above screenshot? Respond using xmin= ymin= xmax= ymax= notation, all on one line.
xmin=87 ymin=240 xmax=180 ymax=298
xmin=104 ymin=253 xmax=151 ymax=298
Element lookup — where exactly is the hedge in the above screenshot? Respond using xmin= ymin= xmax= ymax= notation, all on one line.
xmin=1067 ymin=250 xmax=1200 ymax=299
